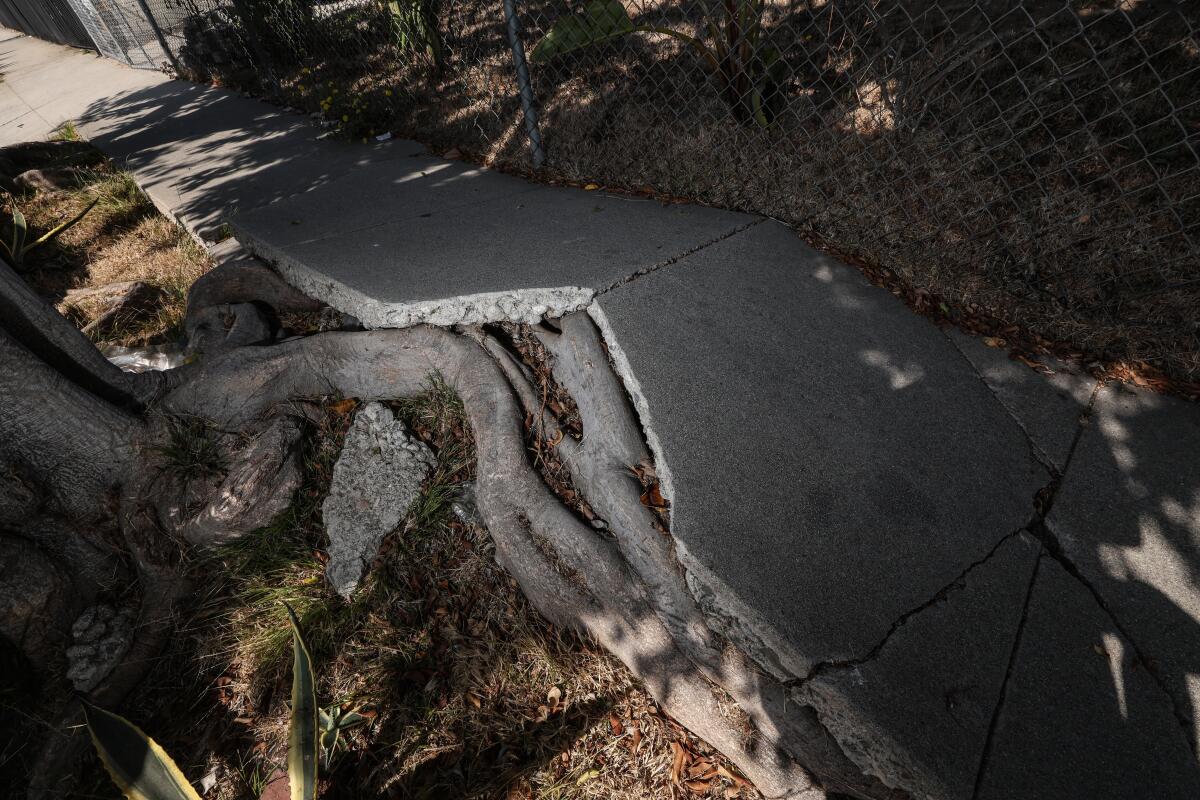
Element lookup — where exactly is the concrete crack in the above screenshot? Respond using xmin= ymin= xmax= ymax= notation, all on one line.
xmin=940 ymin=329 xmax=1057 ymax=475
xmin=791 ymin=529 xmax=1026 ymax=689
xmin=1017 ymin=382 xmax=1196 ymax=753
xmin=598 ymin=217 xmax=766 ymax=293
xmin=970 ymin=553 xmax=1041 ymax=799
xmin=1027 ymin=515 xmax=1198 ymax=756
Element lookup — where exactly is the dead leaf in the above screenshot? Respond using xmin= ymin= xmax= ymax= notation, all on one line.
xmin=685 ymin=779 xmax=713 ymax=794
xmin=630 ymin=721 xmax=642 ymax=752
xmin=609 ymin=715 xmax=624 ymax=736
xmin=547 ymin=685 xmax=562 ymax=711
xmin=583 ymin=182 xmax=600 ymax=190
xmin=717 ymin=765 xmax=751 ymax=788
xmin=640 ymin=484 xmax=665 ymax=510
xmin=506 ymin=779 xmax=532 ymax=800
xmin=670 ymin=741 xmax=689 ymax=786
xmin=983 ymin=336 xmax=1005 ymax=348
xmin=444 ymin=147 xmax=462 ymax=159
xmin=466 ymin=692 xmax=481 ymax=709
xmin=328 ymin=397 xmax=357 ymax=415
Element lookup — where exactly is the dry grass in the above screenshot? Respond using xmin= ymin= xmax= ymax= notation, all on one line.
xmin=17 ymin=144 xmax=211 ymax=345
xmin=91 ymin=377 xmax=756 ymax=800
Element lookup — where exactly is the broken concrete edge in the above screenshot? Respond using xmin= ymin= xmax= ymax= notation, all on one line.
xmin=586 ymin=302 xmax=677 ymax=507
xmin=233 ymin=223 xmax=596 ymax=328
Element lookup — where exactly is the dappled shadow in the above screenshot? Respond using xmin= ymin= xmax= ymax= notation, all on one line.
xmin=76 ymin=78 xmax=428 ymax=238
xmin=1044 ymin=382 xmax=1200 ymax=744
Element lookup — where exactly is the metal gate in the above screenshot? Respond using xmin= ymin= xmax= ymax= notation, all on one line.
xmin=0 ymin=0 xmax=94 ymax=49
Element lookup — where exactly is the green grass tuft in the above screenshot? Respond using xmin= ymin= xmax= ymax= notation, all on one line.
xmin=50 ymin=120 xmax=80 ymax=141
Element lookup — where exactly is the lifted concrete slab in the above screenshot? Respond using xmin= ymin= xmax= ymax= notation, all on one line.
xmin=592 ymin=221 xmax=1048 ymax=676
xmin=233 ymin=175 xmax=756 ymax=327
xmin=230 ymin=158 xmax=536 ymax=249
xmin=799 ymin=533 xmax=1040 ymax=799
xmin=1047 ymin=382 xmax=1200 ymax=748
xmin=976 ymin=556 xmax=1200 ymax=799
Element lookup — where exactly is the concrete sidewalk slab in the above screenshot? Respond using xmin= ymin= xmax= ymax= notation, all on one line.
xmin=0 ymin=35 xmax=161 ymax=144
xmin=592 ymin=221 xmax=1047 ymax=676
xmin=230 ymin=157 xmax=536 ymax=249
xmin=799 ymin=533 xmax=1040 ymax=799
xmin=975 ymin=557 xmax=1200 ymax=799
xmin=1047 ymin=382 xmax=1200 ymax=748
xmin=234 ymin=174 xmax=756 ymax=327
xmin=77 ymin=79 xmax=428 ymax=237
xmin=0 ymin=34 xmax=430 ymax=238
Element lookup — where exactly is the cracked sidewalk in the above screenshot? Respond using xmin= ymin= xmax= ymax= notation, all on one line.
xmin=5 ymin=30 xmax=1200 ymax=800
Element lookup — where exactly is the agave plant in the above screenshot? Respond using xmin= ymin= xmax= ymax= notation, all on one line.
xmin=84 ymin=604 xmax=367 ymax=800
xmin=530 ymin=0 xmax=788 ymax=126
xmin=1 ymin=191 xmax=97 ymax=270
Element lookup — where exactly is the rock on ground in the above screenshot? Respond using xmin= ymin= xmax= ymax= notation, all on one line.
xmin=323 ymin=402 xmax=435 ymax=596
xmin=65 ymin=603 xmax=136 ymax=692
xmin=62 ymin=280 xmax=168 ymax=339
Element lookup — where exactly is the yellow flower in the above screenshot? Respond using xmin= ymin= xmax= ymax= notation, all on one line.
xmin=342 ymin=115 xmax=349 ymax=122
xmin=384 ymin=89 xmax=392 ymax=97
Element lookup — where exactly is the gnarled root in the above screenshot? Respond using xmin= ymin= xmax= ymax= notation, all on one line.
xmin=155 ymin=327 xmax=825 ymax=797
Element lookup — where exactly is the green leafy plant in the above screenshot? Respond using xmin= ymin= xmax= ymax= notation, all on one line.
xmin=384 ymin=0 xmax=444 ymax=70
xmin=531 ymin=0 xmax=787 ymax=126
xmin=0 ymin=191 xmax=97 ymax=270
xmin=84 ymin=604 xmax=366 ymax=800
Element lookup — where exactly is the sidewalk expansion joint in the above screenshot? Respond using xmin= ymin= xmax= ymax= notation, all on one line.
xmin=941 ymin=328 xmax=1056 ymax=475
xmin=597 ymin=217 xmax=767 ymax=294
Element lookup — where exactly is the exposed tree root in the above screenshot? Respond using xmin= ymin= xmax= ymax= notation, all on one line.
xmin=1 ymin=262 xmax=903 ymax=800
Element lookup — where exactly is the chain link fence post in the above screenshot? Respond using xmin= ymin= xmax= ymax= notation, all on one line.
xmin=503 ymin=0 xmax=545 ymax=169
xmin=132 ymin=0 xmax=180 ymax=73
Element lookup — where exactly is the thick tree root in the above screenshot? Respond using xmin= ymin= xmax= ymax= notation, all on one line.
xmin=159 ymin=327 xmax=889 ymax=798
xmin=2 ymin=256 xmax=900 ymax=797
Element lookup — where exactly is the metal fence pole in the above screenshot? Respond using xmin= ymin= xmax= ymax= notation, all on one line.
xmin=133 ymin=0 xmax=181 ymax=73
xmin=503 ymin=0 xmax=545 ymax=169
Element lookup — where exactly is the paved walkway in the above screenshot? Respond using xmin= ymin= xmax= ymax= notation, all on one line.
xmin=6 ymin=31 xmax=1200 ymax=800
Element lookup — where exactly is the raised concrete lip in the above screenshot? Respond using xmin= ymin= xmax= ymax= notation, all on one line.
xmin=233 ymin=225 xmax=596 ymax=328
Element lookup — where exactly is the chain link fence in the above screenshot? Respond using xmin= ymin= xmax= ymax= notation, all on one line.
xmin=5 ymin=0 xmax=1198 ymax=378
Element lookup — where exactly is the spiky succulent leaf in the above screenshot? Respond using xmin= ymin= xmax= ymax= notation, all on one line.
xmin=285 ymin=603 xmax=318 ymax=800
xmin=530 ymin=0 xmax=633 ymax=61
xmin=10 ymin=202 xmax=26 ymax=265
xmin=82 ymin=701 xmax=203 ymax=800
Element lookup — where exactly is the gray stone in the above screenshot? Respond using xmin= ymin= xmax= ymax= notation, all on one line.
xmin=233 ymin=172 xmax=754 ymax=328
xmin=63 ymin=280 xmax=168 ymax=338
xmin=1046 ymin=382 xmax=1200 ymax=747
xmin=15 ymin=166 xmax=85 ymax=191
xmin=66 ymin=603 xmax=136 ymax=691
xmin=592 ymin=221 xmax=1048 ymax=679
xmin=185 ymin=301 xmax=274 ymax=355
xmin=799 ymin=533 xmax=1040 ymax=799
xmin=945 ymin=330 xmax=1096 ymax=471
xmin=324 ymin=403 xmax=435 ymax=596
xmin=976 ymin=556 xmax=1200 ymax=799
